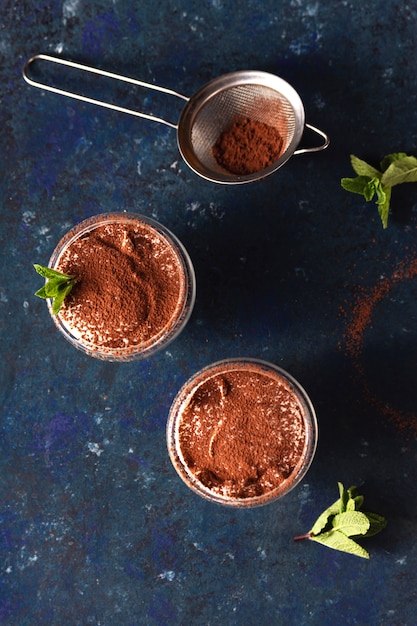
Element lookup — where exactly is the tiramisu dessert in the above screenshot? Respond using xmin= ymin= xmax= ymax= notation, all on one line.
xmin=167 ymin=359 xmax=317 ymax=507
xmin=45 ymin=212 xmax=195 ymax=361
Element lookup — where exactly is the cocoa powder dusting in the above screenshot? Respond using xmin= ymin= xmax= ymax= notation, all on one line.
xmin=178 ymin=366 xmax=306 ymax=499
xmin=56 ymin=220 xmax=185 ymax=351
xmin=342 ymin=255 xmax=417 ymax=437
xmin=213 ymin=117 xmax=284 ymax=175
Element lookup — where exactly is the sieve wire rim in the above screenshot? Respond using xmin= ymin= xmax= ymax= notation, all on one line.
xmin=177 ymin=70 xmax=306 ymax=184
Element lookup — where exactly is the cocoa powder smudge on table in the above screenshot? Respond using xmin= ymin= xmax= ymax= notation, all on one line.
xmin=57 ymin=221 xmax=185 ymax=350
xmin=342 ymin=255 xmax=417 ymax=437
xmin=178 ymin=367 xmax=306 ymax=499
xmin=213 ymin=117 xmax=284 ymax=175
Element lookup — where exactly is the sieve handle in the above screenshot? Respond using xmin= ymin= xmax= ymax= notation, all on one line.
xmin=293 ymin=123 xmax=330 ymax=155
xmin=22 ymin=54 xmax=189 ymax=129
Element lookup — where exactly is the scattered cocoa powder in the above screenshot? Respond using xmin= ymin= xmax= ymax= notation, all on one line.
xmin=55 ymin=217 xmax=187 ymax=354
xmin=341 ymin=255 xmax=417 ymax=437
xmin=213 ymin=117 xmax=284 ymax=175
xmin=176 ymin=362 xmax=308 ymax=500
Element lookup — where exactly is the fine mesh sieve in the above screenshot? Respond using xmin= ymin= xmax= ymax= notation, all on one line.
xmin=23 ymin=55 xmax=329 ymax=184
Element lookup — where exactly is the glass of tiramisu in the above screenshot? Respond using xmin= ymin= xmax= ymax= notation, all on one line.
xmin=167 ymin=358 xmax=317 ymax=507
xmin=45 ymin=212 xmax=195 ymax=361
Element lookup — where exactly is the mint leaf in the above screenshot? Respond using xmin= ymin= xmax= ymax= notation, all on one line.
xmin=347 ymin=485 xmax=359 ymax=499
xmin=338 ymin=481 xmax=349 ymax=512
xmin=341 ymin=175 xmax=371 ymax=195
xmin=340 ymin=176 xmax=386 ymax=208
xmin=350 ymin=155 xmax=381 ymax=178
xmin=308 ymin=482 xmax=356 ymax=536
xmin=380 ymin=152 xmax=408 ymax=171
xmin=34 ymin=263 xmax=74 ymax=280
xmin=51 ymin=282 xmax=74 ymax=315
xmin=34 ymin=263 xmax=76 ymax=315
xmin=311 ymin=530 xmax=370 ymax=559
xmin=346 ymin=497 xmax=356 ymax=511
xmin=381 ymin=156 xmax=417 ymax=187
xmin=362 ymin=512 xmax=388 ymax=537
xmin=377 ymin=185 xmax=391 ymax=229
xmin=350 ymin=494 xmax=364 ymax=510
xmin=44 ymin=277 xmax=67 ymax=298
xmin=34 ymin=286 xmax=48 ymax=299
xmin=364 ymin=177 xmax=386 ymax=204
xmin=294 ymin=483 xmax=386 ymax=558
xmin=310 ymin=498 xmax=341 ymax=536
xmin=332 ymin=511 xmax=370 ymax=537
xmin=341 ymin=152 xmax=417 ymax=228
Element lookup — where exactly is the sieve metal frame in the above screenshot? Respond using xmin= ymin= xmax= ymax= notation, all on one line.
xmin=177 ymin=70 xmax=308 ymax=184
xmin=22 ymin=55 xmax=329 ymax=185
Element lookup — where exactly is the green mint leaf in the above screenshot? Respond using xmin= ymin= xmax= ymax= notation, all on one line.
xmin=34 ymin=286 xmax=48 ymax=299
xmin=310 ymin=498 xmax=341 ymax=536
xmin=34 ymin=263 xmax=76 ymax=314
xmin=363 ymin=177 xmax=386 ymax=204
xmin=294 ymin=483 xmax=386 ymax=558
xmin=338 ymin=482 xmax=349 ymax=512
xmin=346 ymin=497 xmax=356 ymax=511
xmin=43 ymin=277 xmax=66 ymax=298
xmin=352 ymin=494 xmax=364 ymax=510
xmin=34 ymin=264 xmax=74 ymax=280
xmin=380 ymin=152 xmax=408 ymax=171
xmin=309 ymin=482 xmax=349 ymax=535
xmin=350 ymin=155 xmax=381 ymax=178
xmin=341 ymin=175 xmax=388 ymax=225
xmin=363 ymin=179 xmax=375 ymax=202
xmin=346 ymin=487 xmax=364 ymax=511
xmin=380 ymin=156 xmax=417 ymax=187
xmin=343 ymin=152 xmax=417 ymax=228
xmin=362 ymin=512 xmax=388 ymax=537
xmin=341 ymin=175 xmax=372 ymax=195
xmin=51 ymin=282 xmax=74 ymax=315
xmin=377 ymin=185 xmax=391 ymax=229
xmin=332 ymin=511 xmax=370 ymax=537
xmin=347 ymin=485 xmax=359 ymax=498
xmin=310 ymin=529 xmax=370 ymax=559
xmin=374 ymin=181 xmax=387 ymax=205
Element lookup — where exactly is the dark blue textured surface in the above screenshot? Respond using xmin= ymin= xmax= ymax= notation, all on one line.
xmin=2 ymin=1 xmax=417 ymax=624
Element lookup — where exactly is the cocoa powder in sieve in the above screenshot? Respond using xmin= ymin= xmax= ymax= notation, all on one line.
xmin=213 ymin=117 xmax=284 ymax=175
xmin=177 ymin=362 xmax=307 ymax=499
xmin=55 ymin=218 xmax=186 ymax=352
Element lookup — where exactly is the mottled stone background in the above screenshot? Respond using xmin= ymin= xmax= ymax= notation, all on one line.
xmin=1 ymin=1 xmax=417 ymax=624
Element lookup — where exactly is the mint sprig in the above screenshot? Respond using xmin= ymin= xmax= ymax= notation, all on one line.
xmin=341 ymin=152 xmax=417 ymax=228
xmin=294 ymin=482 xmax=387 ymax=559
xmin=34 ymin=263 xmax=76 ymax=315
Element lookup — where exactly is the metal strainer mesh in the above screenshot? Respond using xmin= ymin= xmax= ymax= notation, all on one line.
xmin=189 ymin=84 xmax=296 ymax=175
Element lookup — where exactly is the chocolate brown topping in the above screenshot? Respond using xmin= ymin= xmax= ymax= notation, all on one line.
xmin=56 ymin=220 xmax=185 ymax=351
xmin=178 ymin=365 xmax=307 ymax=499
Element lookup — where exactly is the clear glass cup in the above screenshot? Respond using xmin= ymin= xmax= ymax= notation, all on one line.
xmin=167 ymin=358 xmax=318 ymax=507
xmin=46 ymin=212 xmax=196 ymax=361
